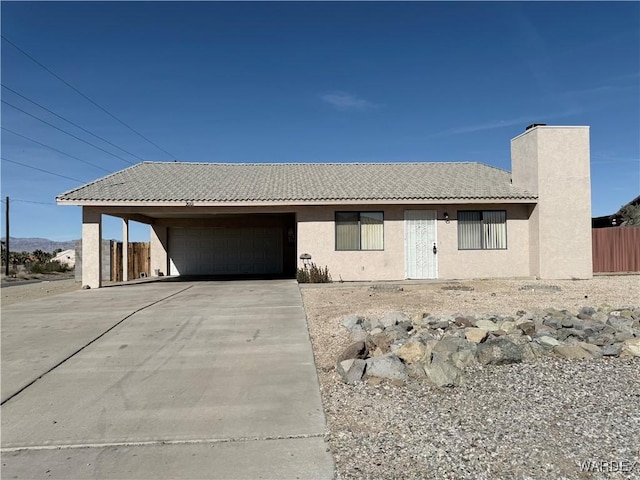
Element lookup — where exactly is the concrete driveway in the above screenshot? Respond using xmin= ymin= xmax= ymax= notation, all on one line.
xmin=1 ymin=280 xmax=334 ymax=479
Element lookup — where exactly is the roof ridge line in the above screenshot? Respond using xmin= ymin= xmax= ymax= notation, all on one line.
xmin=139 ymin=161 xmax=485 ymax=166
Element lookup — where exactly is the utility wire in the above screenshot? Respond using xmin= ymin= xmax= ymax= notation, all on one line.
xmin=1 ymin=35 xmax=176 ymax=159
xmin=2 ymin=127 xmax=111 ymax=173
xmin=2 ymin=84 xmax=145 ymax=162
xmin=1 ymin=157 xmax=84 ymax=183
xmin=12 ymin=199 xmax=57 ymax=206
xmin=2 ymin=100 xmax=134 ymax=165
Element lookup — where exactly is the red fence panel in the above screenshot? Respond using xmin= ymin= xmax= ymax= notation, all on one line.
xmin=592 ymin=227 xmax=640 ymax=273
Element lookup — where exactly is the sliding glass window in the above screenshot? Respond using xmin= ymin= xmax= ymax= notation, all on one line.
xmin=458 ymin=210 xmax=507 ymax=250
xmin=336 ymin=212 xmax=383 ymax=251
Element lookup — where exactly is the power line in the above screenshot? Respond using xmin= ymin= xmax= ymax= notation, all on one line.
xmin=2 ymin=84 xmax=145 ymax=162
xmin=2 ymin=127 xmax=111 ymax=173
xmin=1 ymin=35 xmax=176 ymax=159
xmin=1 ymin=157 xmax=85 ymax=183
xmin=12 ymin=199 xmax=57 ymax=206
xmin=2 ymin=100 xmax=134 ymax=165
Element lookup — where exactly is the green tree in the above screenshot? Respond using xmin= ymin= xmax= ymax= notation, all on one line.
xmin=619 ymin=204 xmax=640 ymax=226
xmin=32 ymin=249 xmax=52 ymax=263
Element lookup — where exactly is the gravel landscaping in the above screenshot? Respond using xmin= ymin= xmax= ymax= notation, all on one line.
xmin=301 ymin=276 xmax=640 ymax=479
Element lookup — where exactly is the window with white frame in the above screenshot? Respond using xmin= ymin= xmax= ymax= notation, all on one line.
xmin=458 ymin=210 xmax=507 ymax=250
xmin=335 ymin=212 xmax=384 ymax=251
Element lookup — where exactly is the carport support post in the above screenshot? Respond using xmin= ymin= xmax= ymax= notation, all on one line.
xmin=82 ymin=207 xmax=102 ymax=289
xmin=122 ymin=219 xmax=129 ymax=282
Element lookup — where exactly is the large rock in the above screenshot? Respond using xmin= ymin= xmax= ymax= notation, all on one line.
xmin=432 ymin=336 xmax=467 ymax=355
xmin=602 ymin=343 xmax=623 ymax=357
xmin=396 ymin=341 xmax=428 ymax=364
xmin=475 ymin=319 xmax=500 ymax=331
xmin=521 ymin=342 xmax=545 ymax=362
xmin=579 ymin=306 xmax=597 ymax=317
xmin=341 ymin=315 xmax=364 ymax=332
xmin=384 ymin=324 xmax=411 ymax=342
xmin=350 ymin=326 xmax=368 ymax=343
xmin=363 ymin=317 xmax=384 ymax=331
xmin=451 ymin=349 xmax=477 ymax=370
xmin=424 ymin=354 xmax=463 ymax=387
xmin=396 ymin=320 xmax=414 ymax=333
xmin=337 ymin=341 xmax=368 ymax=363
xmin=535 ymin=336 xmax=561 ymax=348
xmin=534 ymin=324 xmax=557 ymax=337
xmin=476 ymin=338 xmax=523 ymax=365
xmin=620 ymin=338 xmax=640 ymax=358
xmin=455 ymin=316 xmax=474 ymax=328
xmin=553 ymin=344 xmax=592 ymax=360
xmin=607 ymin=316 xmax=635 ymax=334
xmin=573 ymin=319 xmax=606 ymax=333
xmin=577 ymin=342 xmax=603 ymax=359
xmin=371 ymin=332 xmax=392 ymax=353
xmin=499 ymin=321 xmax=517 ymax=333
xmin=543 ymin=317 xmax=563 ymax=330
xmin=557 ymin=328 xmax=589 ymax=342
xmin=516 ymin=319 xmax=536 ymax=336
xmin=365 ymin=353 xmax=408 ymax=381
xmin=381 ymin=311 xmax=410 ymax=328
xmin=465 ymin=328 xmax=488 ymax=344
xmin=336 ymin=359 xmax=366 ymax=384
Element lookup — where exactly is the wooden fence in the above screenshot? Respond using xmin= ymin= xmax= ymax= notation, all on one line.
xmin=111 ymin=242 xmax=150 ymax=281
xmin=592 ymin=227 xmax=640 ymax=273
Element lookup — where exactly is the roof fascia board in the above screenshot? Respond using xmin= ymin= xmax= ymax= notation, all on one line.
xmin=57 ymin=198 xmax=537 ymax=207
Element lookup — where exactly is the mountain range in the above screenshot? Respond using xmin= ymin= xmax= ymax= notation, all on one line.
xmin=2 ymin=237 xmax=78 ymax=253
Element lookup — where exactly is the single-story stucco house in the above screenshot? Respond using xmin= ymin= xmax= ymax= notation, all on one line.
xmin=52 ymin=248 xmax=76 ymax=268
xmin=57 ymin=124 xmax=593 ymax=288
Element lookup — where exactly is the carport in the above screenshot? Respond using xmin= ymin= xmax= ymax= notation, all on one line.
xmin=76 ymin=206 xmax=297 ymax=287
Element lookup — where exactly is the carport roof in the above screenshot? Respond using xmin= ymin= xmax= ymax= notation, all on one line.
xmin=57 ymin=161 xmax=537 ymax=205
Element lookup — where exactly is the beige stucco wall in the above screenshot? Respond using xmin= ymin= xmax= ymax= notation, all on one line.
xmin=297 ymin=204 xmax=532 ymax=281
xmin=296 ymin=206 xmax=405 ymax=281
xmin=512 ymin=126 xmax=592 ymax=279
xmin=437 ymin=204 xmax=532 ymax=279
xmin=81 ymin=206 xmax=102 ymax=288
xmin=150 ymin=224 xmax=168 ymax=276
xmin=140 ymin=203 xmax=533 ymax=281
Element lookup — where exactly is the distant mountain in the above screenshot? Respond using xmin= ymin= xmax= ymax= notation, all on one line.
xmin=4 ymin=237 xmax=78 ymax=253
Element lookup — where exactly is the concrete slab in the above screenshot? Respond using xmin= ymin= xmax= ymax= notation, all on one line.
xmin=1 ymin=280 xmax=334 ymax=479
xmin=2 ymin=437 xmax=331 ymax=479
xmin=1 ymin=282 xmax=193 ymax=403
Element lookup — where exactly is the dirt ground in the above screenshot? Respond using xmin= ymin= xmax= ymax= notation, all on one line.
xmin=1 ymin=278 xmax=81 ymax=307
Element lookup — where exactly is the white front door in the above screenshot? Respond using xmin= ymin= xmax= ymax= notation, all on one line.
xmin=405 ymin=210 xmax=438 ymax=279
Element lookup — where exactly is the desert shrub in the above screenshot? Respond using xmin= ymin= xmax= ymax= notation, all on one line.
xmin=29 ymin=263 xmax=44 ymax=274
xmin=296 ymin=262 xmax=332 ymax=283
xmin=30 ymin=261 xmax=70 ymax=274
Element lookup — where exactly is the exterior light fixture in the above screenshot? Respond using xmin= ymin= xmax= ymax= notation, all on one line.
xmin=443 ymin=212 xmax=450 ymax=224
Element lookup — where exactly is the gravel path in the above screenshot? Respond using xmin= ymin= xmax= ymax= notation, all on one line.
xmin=301 ymin=277 xmax=640 ymax=479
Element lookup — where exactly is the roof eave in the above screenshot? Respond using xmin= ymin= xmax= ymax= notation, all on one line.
xmin=56 ymin=197 xmax=538 ymax=207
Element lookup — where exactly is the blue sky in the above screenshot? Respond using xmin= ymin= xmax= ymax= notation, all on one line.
xmin=1 ymin=1 xmax=639 ymax=243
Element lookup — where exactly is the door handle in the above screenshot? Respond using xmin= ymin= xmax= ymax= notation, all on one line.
xmin=433 ymin=244 xmax=437 ymax=254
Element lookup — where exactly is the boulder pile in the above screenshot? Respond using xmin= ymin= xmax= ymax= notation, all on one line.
xmin=336 ymin=306 xmax=640 ymax=387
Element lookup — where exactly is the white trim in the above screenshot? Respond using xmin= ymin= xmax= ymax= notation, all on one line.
xmin=57 ymin=198 xmax=537 ymax=207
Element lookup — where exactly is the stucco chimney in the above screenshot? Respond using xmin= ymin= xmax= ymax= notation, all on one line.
xmin=511 ymin=125 xmax=592 ymax=279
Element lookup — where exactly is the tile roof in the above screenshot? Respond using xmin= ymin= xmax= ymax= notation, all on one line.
xmin=57 ymin=161 xmax=537 ymax=203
